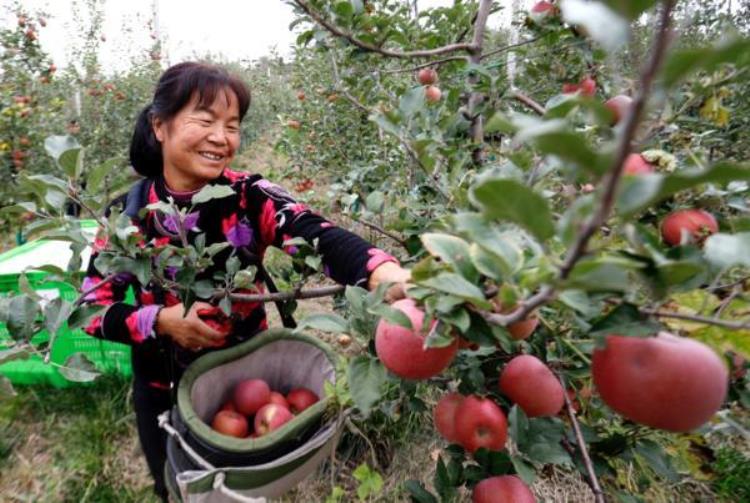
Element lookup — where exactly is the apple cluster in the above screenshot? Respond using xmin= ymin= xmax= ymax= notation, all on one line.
xmin=416 ymin=68 xmax=442 ymax=104
xmin=210 ymin=378 xmax=319 ymax=439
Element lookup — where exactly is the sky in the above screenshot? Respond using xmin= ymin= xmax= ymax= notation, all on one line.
xmin=0 ymin=0 xmax=512 ymax=73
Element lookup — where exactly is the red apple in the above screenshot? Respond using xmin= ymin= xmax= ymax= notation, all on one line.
xmin=473 ymin=475 xmax=535 ymax=503
xmin=562 ymin=83 xmax=580 ymax=94
xmin=508 ymin=317 xmax=539 ymax=341
xmin=660 ymin=209 xmax=718 ymax=246
xmin=562 ymin=76 xmax=596 ymax=97
xmin=233 ymin=378 xmax=271 ymax=416
xmin=417 ymin=68 xmax=438 ymax=86
xmin=286 ymin=388 xmax=319 ymax=414
xmin=453 ymin=395 xmax=508 ymax=453
xmin=433 ymin=392 xmax=464 ymax=443
xmin=529 ymin=1 xmax=557 ymax=24
xmin=269 ymin=391 xmax=289 ymax=408
xmin=425 ymin=85 xmax=442 ymax=103
xmin=220 ymin=400 xmax=237 ymax=413
xmin=212 ymin=410 xmax=248 ymax=438
xmin=604 ymin=95 xmax=633 ymax=125
xmin=499 ymin=355 xmax=565 ymax=417
xmin=297 ymin=91 xmax=305 ymax=101
xmin=375 ymin=298 xmax=458 ymax=380
xmin=592 ymin=333 xmax=729 ymax=432
xmin=623 ymin=153 xmax=655 ymax=175
xmin=254 ymin=403 xmax=294 ymax=436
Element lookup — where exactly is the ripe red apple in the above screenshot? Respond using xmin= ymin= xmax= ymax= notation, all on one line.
xmin=562 ymin=76 xmax=596 ymax=97
xmin=508 ymin=317 xmax=539 ymax=341
xmin=375 ymin=298 xmax=458 ymax=380
xmin=592 ymin=333 xmax=729 ymax=432
xmin=660 ymin=209 xmax=718 ymax=246
xmin=433 ymin=392 xmax=464 ymax=443
xmin=453 ymin=395 xmax=508 ymax=453
xmin=269 ymin=391 xmax=289 ymax=408
xmin=499 ymin=355 xmax=564 ymax=417
xmin=562 ymin=83 xmax=579 ymax=94
xmin=254 ymin=403 xmax=294 ymax=436
xmin=417 ymin=68 xmax=438 ymax=86
xmin=604 ymin=95 xmax=633 ymax=125
xmin=233 ymin=378 xmax=271 ymax=416
xmin=473 ymin=475 xmax=535 ymax=503
xmin=623 ymin=153 xmax=655 ymax=176
xmin=529 ymin=1 xmax=557 ymax=24
xmin=425 ymin=85 xmax=442 ymax=103
xmin=212 ymin=410 xmax=248 ymax=438
xmin=286 ymin=388 xmax=319 ymax=414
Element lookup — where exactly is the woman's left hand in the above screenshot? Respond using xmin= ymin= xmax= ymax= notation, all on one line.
xmin=368 ymin=261 xmax=412 ymax=303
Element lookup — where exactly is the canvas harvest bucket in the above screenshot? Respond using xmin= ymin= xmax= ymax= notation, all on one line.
xmin=159 ymin=329 xmax=346 ymax=502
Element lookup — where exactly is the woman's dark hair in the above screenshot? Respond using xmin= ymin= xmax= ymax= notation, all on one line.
xmin=129 ymin=62 xmax=251 ymax=177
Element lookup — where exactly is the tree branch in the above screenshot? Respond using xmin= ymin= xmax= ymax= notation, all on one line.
xmin=559 ymin=374 xmax=605 ymax=503
xmin=478 ymin=0 xmax=677 ymax=328
xmin=642 ymin=308 xmax=750 ymax=331
xmin=511 ymin=90 xmax=546 ymax=115
xmin=226 ymin=285 xmax=344 ymax=303
xmin=293 ymin=0 xmax=475 ymax=58
xmin=348 ymin=215 xmax=409 ymax=250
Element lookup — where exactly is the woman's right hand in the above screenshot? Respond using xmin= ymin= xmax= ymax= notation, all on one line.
xmin=155 ymin=301 xmax=229 ymax=351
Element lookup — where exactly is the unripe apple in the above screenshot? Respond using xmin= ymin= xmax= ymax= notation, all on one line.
xmin=473 ymin=475 xmax=535 ymax=503
xmin=499 ymin=355 xmax=565 ymax=417
xmin=604 ymin=95 xmax=633 ymax=125
xmin=375 ymin=298 xmax=458 ymax=380
xmin=453 ymin=395 xmax=507 ymax=453
xmin=425 ymin=85 xmax=442 ymax=103
xmin=592 ymin=333 xmax=728 ymax=432
xmin=212 ymin=410 xmax=248 ymax=438
xmin=660 ymin=209 xmax=718 ymax=246
xmin=233 ymin=378 xmax=271 ymax=416
xmin=417 ymin=68 xmax=438 ymax=86
xmin=254 ymin=403 xmax=294 ymax=436
xmin=529 ymin=1 xmax=557 ymax=24
xmin=433 ymin=392 xmax=464 ymax=443
xmin=623 ymin=153 xmax=655 ymax=176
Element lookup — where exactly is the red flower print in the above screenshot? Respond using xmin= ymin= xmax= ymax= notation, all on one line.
xmin=259 ymin=199 xmax=277 ymax=246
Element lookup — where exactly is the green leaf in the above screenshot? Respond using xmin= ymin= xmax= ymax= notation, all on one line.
xmin=634 ymin=440 xmax=679 ymax=482
xmin=352 ymin=463 xmax=383 ymax=500
xmin=704 ymin=233 xmax=750 ymax=268
xmin=295 ymin=313 xmax=350 ymax=333
xmin=399 ymin=86 xmax=426 ymax=118
xmin=6 ymin=296 xmax=40 ymax=341
xmin=18 ymin=273 xmax=42 ymax=303
xmin=566 ymin=257 xmax=639 ymax=292
xmin=0 ymin=346 xmax=30 ymax=365
xmin=367 ymin=302 xmax=413 ymax=330
xmin=67 ymin=304 xmax=105 ymax=330
xmin=365 ymin=191 xmax=385 ymax=213
xmin=589 ymin=303 xmax=663 ymax=337
xmin=485 ymin=112 xmax=517 ymax=135
xmin=404 ymin=480 xmax=438 ymax=503
xmin=370 ymin=112 xmax=402 ymax=137
xmin=510 ymin=455 xmax=536 ymax=484
xmin=663 ymin=37 xmax=750 ymax=88
xmin=58 ymin=147 xmax=84 ymax=179
xmin=454 ymin=213 xmax=524 ymax=276
xmin=616 ymin=162 xmax=750 ymax=216
xmin=532 ymin=131 xmax=609 ymax=175
xmin=191 ymin=184 xmax=235 ymax=204
xmin=347 ymin=355 xmax=386 ymax=416
xmin=59 ymin=353 xmax=100 ymax=382
xmin=470 ymin=178 xmax=554 ymax=241
xmin=44 ymin=135 xmax=80 ymax=162
xmin=87 ymin=157 xmax=120 ymax=192
xmin=418 ymin=273 xmax=490 ymax=309
xmin=561 ymin=0 xmax=629 ymax=53
xmin=433 ymin=456 xmax=457 ymax=501
xmin=421 ymin=233 xmax=479 ymax=283
xmin=508 ymin=405 xmax=529 ymax=447
xmin=601 ymin=0 xmax=659 ymax=20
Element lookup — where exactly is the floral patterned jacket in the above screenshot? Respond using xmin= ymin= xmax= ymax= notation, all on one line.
xmin=81 ymin=168 xmax=397 ymax=387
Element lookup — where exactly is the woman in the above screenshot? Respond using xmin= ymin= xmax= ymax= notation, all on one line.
xmin=81 ymin=61 xmax=410 ymax=500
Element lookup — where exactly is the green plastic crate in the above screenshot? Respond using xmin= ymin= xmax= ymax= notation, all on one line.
xmin=0 ymin=227 xmax=133 ymax=387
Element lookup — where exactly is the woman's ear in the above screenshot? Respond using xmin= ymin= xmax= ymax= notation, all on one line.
xmin=152 ymin=116 xmax=165 ymax=142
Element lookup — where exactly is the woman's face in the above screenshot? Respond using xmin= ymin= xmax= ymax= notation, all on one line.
xmin=153 ymin=88 xmax=241 ymax=191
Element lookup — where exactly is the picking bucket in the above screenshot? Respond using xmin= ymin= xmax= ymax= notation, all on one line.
xmin=161 ymin=329 xmax=346 ymax=502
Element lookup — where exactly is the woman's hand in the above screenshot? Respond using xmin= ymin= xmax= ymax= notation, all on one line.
xmin=155 ymin=301 xmax=229 ymax=351
xmin=368 ymin=262 xmax=412 ymax=303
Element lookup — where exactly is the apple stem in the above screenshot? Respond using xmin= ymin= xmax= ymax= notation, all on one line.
xmin=559 ymin=373 xmax=605 ymax=503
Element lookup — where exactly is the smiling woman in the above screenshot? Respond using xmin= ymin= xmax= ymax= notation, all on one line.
xmin=79 ymin=61 xmax=412 ymax=501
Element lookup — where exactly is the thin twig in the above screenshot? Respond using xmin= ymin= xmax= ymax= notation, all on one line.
xmin=74 ymin=273 xmax=116 ymax=307
xmin=479 ymin=35 xmax=545 ymax=60
xmin=511 ymin=90 xmax=546 ymax=115
xmin=642 ymin=308 xmax=750 ymax=331
xmin=225 ymin=285 xmax=345 ymax=303
xmin=378 ymin=55 xmax=469 ymax=75
xmin=293 ymin=0 xmax=474 ymax=58
xmin=348 ymin=215 xmax=409 ymax=250
xmin=559 ymin=374 xmax=605 ymax=503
